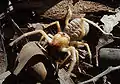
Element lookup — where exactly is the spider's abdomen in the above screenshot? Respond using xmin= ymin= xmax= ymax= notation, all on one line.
xmin=64 ymin=18 xmax=89 ymax=41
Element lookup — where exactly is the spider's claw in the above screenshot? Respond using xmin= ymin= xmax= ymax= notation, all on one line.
xmin=65 ymin=5 xmax=72 ymax=27
xmin=67 ymin=47 xmax=77 ymax=76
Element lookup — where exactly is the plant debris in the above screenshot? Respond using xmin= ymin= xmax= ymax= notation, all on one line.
xmin=100 ymin=8 xmax=120 ymax=33
xmin=42 ymin=0 xmax=114 ymax=20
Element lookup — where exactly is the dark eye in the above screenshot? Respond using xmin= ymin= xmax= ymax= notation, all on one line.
xmin=63 ymin=33 xmax=66 ymax=35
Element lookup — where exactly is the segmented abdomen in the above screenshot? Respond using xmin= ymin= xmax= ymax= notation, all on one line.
xmin=64 ymin=18 xmax=89 ymax=41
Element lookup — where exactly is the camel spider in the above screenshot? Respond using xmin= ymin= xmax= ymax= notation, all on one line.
xmin=9 ymin=6 xmax=111 ymax=77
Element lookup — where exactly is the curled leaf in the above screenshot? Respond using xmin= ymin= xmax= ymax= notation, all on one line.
xmin=13 ymin=41 xmax=45 ymax=75
xmin=100 ymin=9 xmax=120 ymax=33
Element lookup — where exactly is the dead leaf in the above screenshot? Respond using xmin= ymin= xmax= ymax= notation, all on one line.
xmin=58 ymin=69 xmax=75 ymax=84
xmin=100 ymin=8 xmax=120 ymax=33
xmin=13 ymin=41 xmax=45 ymax=75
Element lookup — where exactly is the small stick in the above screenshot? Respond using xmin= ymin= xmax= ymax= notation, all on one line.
xmin=78 ymin=65 xmax=120 ymax=84
xmin=11 ymin=18 xmax=24 ymax=35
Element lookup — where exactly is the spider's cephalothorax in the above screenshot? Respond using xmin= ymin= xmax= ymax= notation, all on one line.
xmin=48 ymin=32 xmax=71 ymax=62
xmin=51 ymin=32 xmax=70 ymax=48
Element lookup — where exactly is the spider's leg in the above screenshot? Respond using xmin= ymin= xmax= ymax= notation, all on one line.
xmin=65 ymin=6 xmax=72 ymax=27
xmin=75 ymin=49 xmax=79 ymax=66
xmin=9 ymin=30 xmax=52 ymax=46
xmin=58 ymin=51 xmax=71 ymax=66
xmin=82 ymin=18 xmax=109 ymax=35
xmin=67 ymin=46 xmax=77 ymax=76
xmin=39 ymin=35 xmax=45 ymax=42
xmin=48 ymin=33 xmax=54 ymax=38
xmin=70 ymin=41 xmax=92 ymax=64
xmin=44 ymin=21 xmax=61 ymax=32
xmin=62 ymin=46 xmax=77 ymax=76
xmin=84 ymin=43 xmax=92 ymax=63
xmin=39 ymin=33 xmax=53 ymax=42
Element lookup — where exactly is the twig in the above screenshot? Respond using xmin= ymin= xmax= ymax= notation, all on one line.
xmin=0 ymin=26 xmax=8 ymax=69
xmin=78 ymin=65 xmax=120 ymax=84
xmin=11 ymin=18 xmax=24 ymax=35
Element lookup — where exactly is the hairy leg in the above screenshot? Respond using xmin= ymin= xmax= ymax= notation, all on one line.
xmin=44 ymin=21 xmax=61 ymax=32
xmin=65 ymin=6 xmax=72 ymax=28
xmin=70 ymin=41 xmax=92 ymax=64
xmin=61 ymin=46 xmax=77 ymax=76
xmin=9 ymin=30 xmax=52 ymax=46
xmin=81 ymin=18 xmax=110 ymax=35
